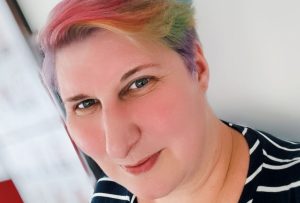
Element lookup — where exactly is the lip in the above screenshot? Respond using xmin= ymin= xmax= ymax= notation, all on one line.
xmin=121 ymin=151 xmax=161 ymax=175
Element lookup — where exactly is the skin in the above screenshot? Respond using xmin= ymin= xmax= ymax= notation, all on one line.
xmin=55 ymin=31 xmax=249 ymax=202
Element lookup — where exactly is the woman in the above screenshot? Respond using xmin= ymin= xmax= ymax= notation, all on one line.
xmin=40 ymin=0 xmax=300 ymax=202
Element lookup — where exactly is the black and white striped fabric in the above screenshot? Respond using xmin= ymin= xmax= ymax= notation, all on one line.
xmin=90 ymin=122 xmax=300 ymax=203
xmin=91 ymin=177 xmax=136 ymax=203
xmin=230 ymin=122 xmax=300 ymax=203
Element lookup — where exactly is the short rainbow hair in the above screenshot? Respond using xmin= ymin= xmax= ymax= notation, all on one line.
xmin=40 ymin=0 xmax=198 ymax=93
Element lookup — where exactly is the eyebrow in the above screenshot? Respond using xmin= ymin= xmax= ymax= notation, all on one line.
xmin=64 ymin=63 xmax=159 ymax=103
xmin=120 ymin=63 xmax=159 ymax=82
xmin=65 ymin=94 xmax=90 ymax=103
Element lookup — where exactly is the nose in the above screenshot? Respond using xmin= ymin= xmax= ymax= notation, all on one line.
xmin=102 ymin=104 xmax=141 ymax=159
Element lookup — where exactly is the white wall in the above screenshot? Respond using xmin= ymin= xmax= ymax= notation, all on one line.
xmin=195 ymin=0 xmax=300 ymax=140
xmin=18 ymin=0 xmax=300 ymax=141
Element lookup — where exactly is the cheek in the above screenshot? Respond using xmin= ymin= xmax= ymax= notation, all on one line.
xmin=133 ymin=83 xmax=205 ymax=143
xmin=66 ymin=117 xmax=106 ymax=158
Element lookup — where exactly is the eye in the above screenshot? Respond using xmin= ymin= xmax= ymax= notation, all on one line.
xmin=119 ymin=76 xmax=159 ymax=98
xmin=75 ymin=99 xmax=100 ymax=116
xmin=77 ymin=99 xmax=98 ymax=109
xmin=128 ymin=77 xmax=151 ymax=90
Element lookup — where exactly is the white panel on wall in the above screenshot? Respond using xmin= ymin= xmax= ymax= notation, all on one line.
xmin=0 ymin=1 xmax=93 ymax=202
xmin=16 ymin=0 xmax=61 ymax=32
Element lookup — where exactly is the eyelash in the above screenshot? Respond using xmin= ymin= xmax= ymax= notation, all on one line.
xmin=73 ymin=76 xmax=157 ymax=114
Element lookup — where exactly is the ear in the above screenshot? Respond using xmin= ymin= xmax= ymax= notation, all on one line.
xmin=193 ymin=41 xmax=209 ymax=92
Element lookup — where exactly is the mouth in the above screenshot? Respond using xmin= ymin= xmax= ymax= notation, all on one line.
xmin=121 ymin=151 xmax=161 ymax=175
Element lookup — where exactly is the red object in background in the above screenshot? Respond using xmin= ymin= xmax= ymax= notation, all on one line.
xmin=0 ymin=179 xmax=23 ymax=203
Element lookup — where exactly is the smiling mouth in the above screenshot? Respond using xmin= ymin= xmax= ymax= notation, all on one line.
xmin=121 ymin=151 xmax=161 ymax=175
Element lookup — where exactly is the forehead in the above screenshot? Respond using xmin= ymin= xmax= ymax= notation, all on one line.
xmin=55 ymin=30 xmax=172 ymax=72
xmin=54 ymin=30 xmax=183 ymax=97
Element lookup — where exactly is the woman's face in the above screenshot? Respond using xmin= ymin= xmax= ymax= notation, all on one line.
xmin=56 ymin=31 xmax=210 ymax=199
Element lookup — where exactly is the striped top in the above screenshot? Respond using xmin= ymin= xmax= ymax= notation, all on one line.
xmin=91 ymin=122 xmax=300 ymax=203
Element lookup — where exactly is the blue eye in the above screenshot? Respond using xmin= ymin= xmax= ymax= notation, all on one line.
xmin=129 ymin=78 xmax=150 ymax=90
xmin=119 ymin=76 xmax=158 ymax=98
xmin=77 ymin=99 xmax=98 ymax=109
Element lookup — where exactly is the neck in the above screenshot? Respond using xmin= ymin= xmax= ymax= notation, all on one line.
xmin=138 ymin=108 xmax=249 ymax=203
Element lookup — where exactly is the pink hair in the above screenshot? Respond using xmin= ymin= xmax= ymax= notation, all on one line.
xmin=40 ymin=0 xmax=198 ymax=93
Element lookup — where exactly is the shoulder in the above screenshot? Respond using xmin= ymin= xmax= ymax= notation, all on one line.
xmin=229 ymin=122 xmax=300 ymax=203
xmin=248 ymin=128 xmax=300 ymax=164
xmin=91 ymin=177 xmax=136 ymax=203
xmin=225 ymin=121 xmax=300 ymax=160
xmin=249 ymin=129 xmax=300 ymax=202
